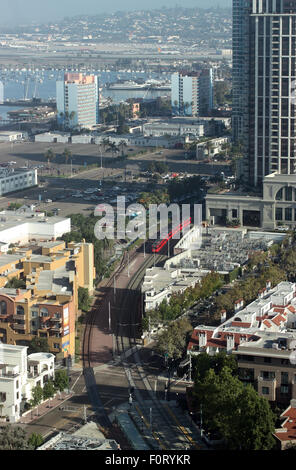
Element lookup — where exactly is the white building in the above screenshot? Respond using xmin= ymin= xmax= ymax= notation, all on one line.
xmin=0 ymin=132 xmax=24 ymax=142
xmin=143 ymin=121 xmax=204 ymax=138
xmin=34 ymin=132 xmax=70 ymax=144
xmin=0 ymin=210 xmax=71 ymax=245
xmin=171 ymin=70 xmax=213 ymax=117
xmin=56 ymin=73 xmax=99 ymax=130
xmin=0 ymin=168 xmax=37 ymax=196
xmin=0 ymin=344 xmax=55 ymax=423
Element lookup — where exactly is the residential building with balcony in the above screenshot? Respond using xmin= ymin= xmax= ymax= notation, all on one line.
xmin=188 ymin=280 xmax=296 ymax=405
xmin=0 ymin=240 xmax=95 ymax=358
xmin=0 ymin=344 xmax=54 ymax=423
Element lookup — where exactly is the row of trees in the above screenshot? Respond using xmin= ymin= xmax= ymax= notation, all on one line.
xmin=30 ymin=370 xmax=69 ymax=408
xmin=44 ymin=148 xmax=72 ymax=167
xmin=143 ymin=273 xmax=223 ymax=333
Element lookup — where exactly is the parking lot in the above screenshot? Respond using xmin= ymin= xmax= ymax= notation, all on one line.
xmin=0 ymin=140 xmax=231 ymax=218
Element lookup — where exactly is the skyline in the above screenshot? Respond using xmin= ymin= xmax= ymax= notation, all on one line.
xmin=1 ymin=0 xmax=232 ymax=25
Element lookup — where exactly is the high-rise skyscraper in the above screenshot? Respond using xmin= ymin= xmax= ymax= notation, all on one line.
xmin=233 ymin=0 xmax=296 ymax=187
xmin=56 ymin=73 xmax=99 ymax=130
xmin=171 ymin=69 xmax=213 ymax=117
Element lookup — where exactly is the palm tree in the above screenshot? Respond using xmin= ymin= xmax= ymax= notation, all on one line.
xmin=102 ymin=137 xmax=110 ymax=152
xmin=118 ymin=140 xmax=127 ymax=157
xmin=62 ymin=148 xmax=72 ymax=165
xmin=107 ymin=142 xmax=119 ymax=157
xmin=44 ymin=148 xmax=55 ymax=168
xmin=69 ymin=111 xmax=76 ymax=127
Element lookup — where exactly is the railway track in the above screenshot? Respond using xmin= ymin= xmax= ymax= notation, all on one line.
xmin=81 ymin=249 xmax=137 ymax=429
xmin=114 ymin=251 xmax=202 ymax=450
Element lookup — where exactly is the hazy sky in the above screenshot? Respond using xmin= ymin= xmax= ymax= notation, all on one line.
xmin=1 ymin=0 xmax=232 ymax=25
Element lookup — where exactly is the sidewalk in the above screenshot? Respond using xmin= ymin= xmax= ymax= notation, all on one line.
xmin=19 ymin=392 xmax=72 ymax=425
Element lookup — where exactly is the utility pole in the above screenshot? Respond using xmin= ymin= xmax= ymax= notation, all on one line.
xmin=200 ymin=403 xmax=203 ymax=438
xmin=149 ymin=407 xmax=152 ymax=435
xmin=128 ymin=251 xmax=130 ymax=278
xmin=108 ymin=302 xmax=111 ymax=331
xmin=114 ymin=276 xmax=116 ymax=299
xmin=189 ymin=352 xmax=192 ymax=382
xmin=83 ymin=405 xmax=87 ymax=424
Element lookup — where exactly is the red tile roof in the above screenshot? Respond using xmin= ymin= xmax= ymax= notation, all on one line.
xmin=273 ymin=307 xmax=286 ymax=314
xmin=271 ymin=314 xmax=286 ymax=326
xmin=274 ymin=406 xmax=296 ymax=442
xmin=231 ymin=321 xmax=251 ymax=328
xmin=263 ymin=320 xmax=272 ymax=328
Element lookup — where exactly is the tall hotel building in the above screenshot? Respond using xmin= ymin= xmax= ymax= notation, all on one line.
xmin=171 ymin=69 xmax=213 ymax=117
xmin=56 ymin=73 xmax=99 ymax=129
xmin=206 ymin=0 xmax=296 ymax=229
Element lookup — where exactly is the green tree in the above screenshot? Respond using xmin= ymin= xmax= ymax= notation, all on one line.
xmin=43 ymin=380 xmax=55 ymax=400
xmin=30 ymin=385 xmax=44 ymax=407
xmin=28 ymin=337 xmax=50 ymax=354
xmin=54 ymin=369 xmax=69 ymax=392
xmin=45 ymin=148 xmax=55 ymax=167
xmin=0 ymin=425 xmax=33 ymax=450
xmin=28 ymin=432 xmax=44 ymax=449
xmin=78 ymin=287 xmax=92 ymax=312
xmin=192 ymin=366 xmax=275 ymax=450
xmin=156 ymin=318 xmax=192 ymax=360
xmin=62 ymin=148 xmax=72 ymax=165
xmin=5 ymin=277 xmax=26 ymax=289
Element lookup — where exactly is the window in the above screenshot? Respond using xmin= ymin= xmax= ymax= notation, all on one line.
xmin=232 ymin=209 xmax=238 ymax=218
xmin=0 ymin=392 xmax=6 ymax=402
xmin=281 ymin=385 xmax=289 ymax=394
xmin=281 ymin=371 xmax=289 ymax=385
xmin=261 ymin=371 xmax=275 ymax=380
xmin=17 ymin=305 xmax=24 ymax=315
xmin=276 ymin=208 xmax=283 ymax=221
xmin=285 ymin=207 xmax=292 ymax=221
xmin=262 ymin=387 xmax=269 ymax=395
xmin=40 ymin=307 xmax=49 ymax=317
xmin=0 ymin=300 xmax=7 ymax=316
xmin=264 ymin=357 xmax=271 ymax=363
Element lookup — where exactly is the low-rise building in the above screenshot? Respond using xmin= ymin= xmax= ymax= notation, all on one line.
xmin=37 ymin=421 xmax=119 ymax=450
xmin=0 ymin=240 xmax=95 ymax=358
xmin=0 ymin=209 xmax=71 ymax=245
xmin=188 ymin=281 xmax=296 ymax=405
xmin=206 ymin=172 xmax=296 ymax=229
xmin=274 ymin=400 xmax=296 ymax=450
xmin=0 ymin=132 xmax=24 ymax=142
xmin=196 ymin=137 xmax=229 ymax=160
xmin=0 ymin=168 xmax=37 ymax=196
xmin=34 ymin=132 xmax=71 ymax=143
xmin=0 ymin=344 xmax=55 ymax=423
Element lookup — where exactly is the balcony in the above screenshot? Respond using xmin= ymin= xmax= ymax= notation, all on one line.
xmin=50 ymin=326 xmax=63 ymax=334
xmin=50 ymin=317 xmax=62 ymax=323
xmin=12 ymin=323 xmax=26 ymax=331
xmin=13 ymin=314 xmax=25 ymax=321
